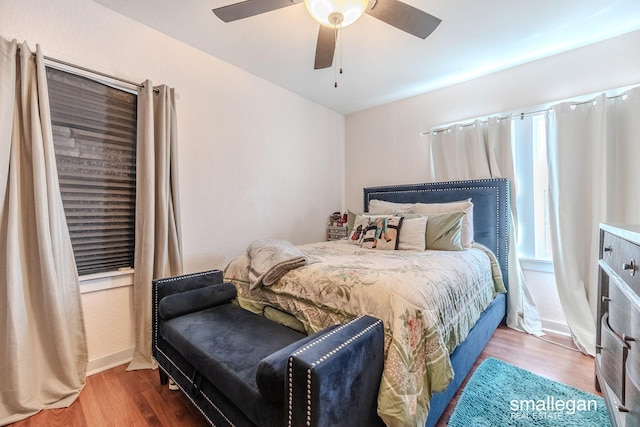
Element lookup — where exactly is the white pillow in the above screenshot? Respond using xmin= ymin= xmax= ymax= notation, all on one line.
xmin=413 ymin=199 xmax=474 ymax=248
xmin=368 ymin=199 xmax=414 ymax=214
xmin=397 ymin=216 xmax=428 ymax=251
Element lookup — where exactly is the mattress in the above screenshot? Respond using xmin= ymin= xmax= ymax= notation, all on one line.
xmin=224 ymin=240 xmax=506 ymax=427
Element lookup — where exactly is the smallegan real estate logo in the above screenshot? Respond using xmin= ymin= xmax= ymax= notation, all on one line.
xmin=509 ymin=395 xmax=599 ymax=421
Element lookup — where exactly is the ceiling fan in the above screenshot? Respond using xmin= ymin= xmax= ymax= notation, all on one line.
xmin=212 ymin=0 xmax=441 ymax=70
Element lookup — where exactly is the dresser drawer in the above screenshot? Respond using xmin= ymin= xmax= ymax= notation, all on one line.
xmin=601 ymin=313 xmax=629 ymax=403
xmin=609 ymin=277 xmax=635 ymax=336
xmin=631 ymin=297 xmax=640 ymax=380
xmin=609 ymin=272 xmax=640 ymax=380
xmin=602 ymin=231 xmax=640 ymax=296
xmin=625 ymin=362 xmax=640 ymax=427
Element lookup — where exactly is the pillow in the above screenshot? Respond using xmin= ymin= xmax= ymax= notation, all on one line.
xmin=368 ymin=199 xmax=414 ymax=214
xmin=346 ymin=209 xmax=359 ymax=236
xmin=396 ymin=216 xmax=428 ymax=251
xmin=413 ymin=199 xmax=474 ymax=248
xmin=158 ymin=282 xmax=237 ymax=320
xmin=347 ymin=214 xmax=370 ymax=245
xmin=425 ymin=212 xmax=464 ymax=251
xmin=361 ymin=216 xmax=403 ymax=250
xmin=347 ymin=213 xmax=390 ymax=245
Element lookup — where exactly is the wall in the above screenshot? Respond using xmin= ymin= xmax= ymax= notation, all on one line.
xmin=345 ymin=30 xmax=640 ymax=333
xmin=5 ymin=1 xmax=639 ymax=369
xmin=1 ymin=0 xmax=345 ymax=373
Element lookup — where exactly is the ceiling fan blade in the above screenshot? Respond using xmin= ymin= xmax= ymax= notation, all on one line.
xmin=213 ymin=0 xmax=298 ymax=22
xmin=365 ymin=0 xmax=441 ymax=39
xmin=314 ymin=26 xmax=336 ymax=70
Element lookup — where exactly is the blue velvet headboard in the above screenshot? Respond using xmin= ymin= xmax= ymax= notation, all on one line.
xmin=363 ymin=178 xmax=510 ymax=289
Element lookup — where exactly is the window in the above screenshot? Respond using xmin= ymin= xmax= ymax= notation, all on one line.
xmin=46 ymin=67 xmax=137 ymax=276
xmin=513 ymin=114 xmax=552 ymax=262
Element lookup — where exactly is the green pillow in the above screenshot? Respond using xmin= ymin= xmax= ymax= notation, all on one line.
xmin=347 ymin=209 xmax=358 ymax=236
xmin=425 ymin=212 xmax=464 ymax=251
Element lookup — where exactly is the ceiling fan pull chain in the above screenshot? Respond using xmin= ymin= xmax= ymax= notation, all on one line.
xmin=334 ymin=24 xmax=339 ymax=88
xmin=339 ymin=24 xmax=343 ymax=76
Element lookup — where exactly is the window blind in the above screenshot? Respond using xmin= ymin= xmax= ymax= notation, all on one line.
xmin=46 ymin=67 xmax=137 ymax=276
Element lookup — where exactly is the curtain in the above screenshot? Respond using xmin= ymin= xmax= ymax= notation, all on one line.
xmin=128 ymin=81 xmax=183 ymax=370
xmin=429 ymin=117 xmax=543 ymax=335
xmin=0 ymin=39 xmax=87 ymax=424
xmin=546 ymin=87 xmax=640 ymax=355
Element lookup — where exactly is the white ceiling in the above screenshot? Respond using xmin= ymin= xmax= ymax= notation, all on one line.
xmin=93 ymin=0 xmax=640 ymax=114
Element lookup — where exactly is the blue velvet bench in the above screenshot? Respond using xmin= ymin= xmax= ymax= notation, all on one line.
xmin=152 ymin=269 xmax=386 ymax=427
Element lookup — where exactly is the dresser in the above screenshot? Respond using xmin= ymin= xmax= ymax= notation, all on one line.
xmin=327 ymin=225 xmax=348 ymax=241
xmin=596 ymin=223 xmax=640 ymax=427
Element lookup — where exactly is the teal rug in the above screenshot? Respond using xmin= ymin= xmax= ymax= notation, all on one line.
xmin=448 ymin=358 xmax=610 ymax=427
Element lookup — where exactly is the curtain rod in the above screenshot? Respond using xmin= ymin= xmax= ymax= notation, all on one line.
xmin=422 ymin=110 xmax=544 ymax=136
xmin=421 ymin=91 xmax=632 ymax=136
xmin=43 ymin=54 xmax=143 ymax=89
xmin=18 ymin=47 xmax=158 ymax=93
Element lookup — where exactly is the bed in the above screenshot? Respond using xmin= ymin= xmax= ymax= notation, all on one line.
xmin=224 ymin=178 xmax=510 ymax=427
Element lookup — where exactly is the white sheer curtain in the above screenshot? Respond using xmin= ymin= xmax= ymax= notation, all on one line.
xmin=546 ymin=87 xmax=640 ymax=355
xmin=429 ymin=117 xmax=543 ymax=335
xmin=0 ymin=38 xmax=87 ymax=424
xmin=128 ymin=81 xmax=183 ymax=370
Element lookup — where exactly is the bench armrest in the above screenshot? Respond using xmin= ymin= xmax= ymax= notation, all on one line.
xmin=153 ymin=269 xmax=223 ymax=301
xmin=152 ymin=270 xmax=224 ymax=358
xmin=287 ymin=315 xmax=385 ymax=427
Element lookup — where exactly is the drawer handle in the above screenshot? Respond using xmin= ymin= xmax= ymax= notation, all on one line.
xmin=623 ymin=258 xmax=636 ymax=276
xmin=618 ymin=405 xmax=630 ymax=413
xmin=602 ymin=296 xmax=611 ymax=302
xmin=604 ymin=245 xmax=613 ymax=254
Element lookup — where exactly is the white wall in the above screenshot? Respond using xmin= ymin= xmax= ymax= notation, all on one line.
xmin=345 ymin=30 xmax=640 ymax=333
xmin=5 ymin=0 xmax=639 ymax=369
xmin=345 ymin=30 xmax=640 ymax=210
xmin=1 ymin=0 xmax=345 ymax=373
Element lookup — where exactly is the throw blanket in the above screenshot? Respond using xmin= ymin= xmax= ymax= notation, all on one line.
xmin=247 ymin=239 xmax=310 ymax=289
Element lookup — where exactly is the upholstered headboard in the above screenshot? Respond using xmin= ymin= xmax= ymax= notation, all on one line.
xmin=363 ymin=178 xmax=510 ymax=289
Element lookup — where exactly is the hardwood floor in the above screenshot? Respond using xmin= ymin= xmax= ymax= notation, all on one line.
xmin=8 ymin=325 xmax=598 ymax=427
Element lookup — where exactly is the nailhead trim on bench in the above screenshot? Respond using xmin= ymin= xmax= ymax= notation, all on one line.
xmin=155 ymin=271 xmax=381 ymax=427
xmin=153 ymin=270 xmax=236 ymax=426
xmin=287 ymin=316 xmax=383 ymax=427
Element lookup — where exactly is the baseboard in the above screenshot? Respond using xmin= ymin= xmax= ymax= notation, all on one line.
xmin=541 ymin=319 xmax=570 ymax=336
xmin=86 ymin=348 xmax=134 ymax=376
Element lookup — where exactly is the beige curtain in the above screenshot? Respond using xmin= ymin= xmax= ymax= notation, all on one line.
xmin=128 ymin=81 xmax=183 ymax=370
xmin=429 ymin=117 xmax=543 ymax=336
xmin=546 ymin=88 xmax=640 ymax=355
xmin=0 ymin=39 xmax=87 ymax=424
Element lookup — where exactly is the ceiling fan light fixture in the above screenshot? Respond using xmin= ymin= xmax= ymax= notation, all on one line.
xmin=304 ymin=0 xmax=370 ymax=27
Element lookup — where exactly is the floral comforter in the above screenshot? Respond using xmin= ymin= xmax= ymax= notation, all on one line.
xmin=224 ymin=240 xmax=506 ymax=427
